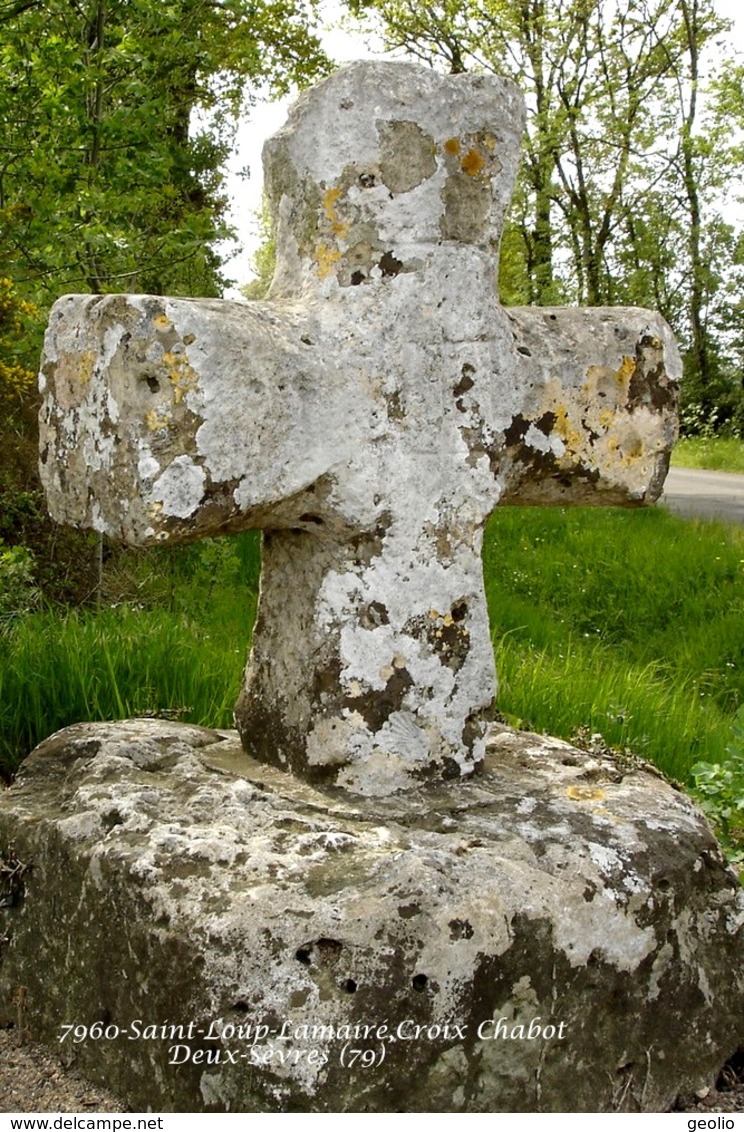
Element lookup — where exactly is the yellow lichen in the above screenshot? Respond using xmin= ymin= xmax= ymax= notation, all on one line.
xmin=444 ymin=138 xmax=461 ymax=156
xmin=552 ymin=404 xmax=582 ymax=453
xmin=78 ymin=350 xmax=95 ymax=385
xmin=146 ymin=409 xmax=169 ymax=432
xmin=566 ymin=785 xmax=606 ymax=802
xmin=323 ymin=186 xmax=342 ymax=220
xmin=616 ymin=355 xmax=636 ymax=387
xmin=163 ymin=351 xmax=197 ymax=405
xmin=153 ymin=314 xmax=171 ymax=331
xmin=322 ymin=186 xmax=349 ymax=237
xmin=315 ymin=243 xmax=342 ymax=279
xmin=461 ymin=148 xmax=485 ymax=176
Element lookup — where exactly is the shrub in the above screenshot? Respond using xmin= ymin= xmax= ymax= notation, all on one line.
xmin=0 ymin=543 xmax=39 ymax=624
xmin=691 ymin=707 xmax=744 ymax=875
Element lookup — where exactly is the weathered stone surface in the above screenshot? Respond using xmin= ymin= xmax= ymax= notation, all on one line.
xmin=1 ymin=719 xmax=742 ymax=1113
xmin=37 ymin=62 xmax=681 ymax=793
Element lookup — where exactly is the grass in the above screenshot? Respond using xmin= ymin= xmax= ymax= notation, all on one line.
xmin=0 ymin=509 xmax=741 ymax=786
xmin=0 ymin=600 xmax=253 ymax=776
xmin=0 ymin=533 xmax=261 ymax=778
xmin=484 ymin=505 xmax=743 ymax=782
xmin=671 ymin=435 xmax=744 ymax=473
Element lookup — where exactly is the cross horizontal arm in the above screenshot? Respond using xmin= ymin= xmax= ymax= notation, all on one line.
xmin=39 ymin=293 xmax=353 ymax=544
xmin=497 ymin=307 xmax=680 ymax=506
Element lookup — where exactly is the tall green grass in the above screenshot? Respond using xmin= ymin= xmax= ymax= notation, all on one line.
xmin=672 ymin=436 xmax=744 ymax=473
xmin=0 ymin=509 xmax=741 ymax=785
xmin=0 ymin=601 xmax=253 ymax=774
xmin=0 ymin=532 xmax=260 ymax=778
xmin=484 ymin=506 xmax=742 ymax=781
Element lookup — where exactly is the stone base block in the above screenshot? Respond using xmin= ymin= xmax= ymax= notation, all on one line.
xmin=1 ymin=720 xmax=742 ymax=1112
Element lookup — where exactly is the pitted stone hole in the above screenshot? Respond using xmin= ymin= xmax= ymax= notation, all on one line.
xmin=448 ymin=918 xmax=474 ymax=940
xmin=350 ymin=271 xmax=366 ymax=286
xmin=299 ymin=513 xmax=324 ymax=526
xmin=561 ymin=756 xmax=580 ymax=767
xmin=717 ymin=1049 xmax=744 ymax=1090
xmin=296 ymin=938 xmax=343 ymax=968
xmin=360 ymin=600 xmax=389 ymax=629
xmin=517 ymin=346 xmax=532 ymax=357
xmin=343 ymin=979 xmax=357 ymax=994
xmin=379 ymin=251 xmax=403 ymax=277
xmin=102 ymin=809 xmax=124 ymax=831
xmin=412 ymin=973 xmax=428 ymax=992
xmin=300 ymin=335 xmax=314 ymax=346
xmin=453 ymin=366 xmax=475 ymax=402
xmin=144 ymin=374 xmax=160 ymax=393
xmin=451 ymin=600 xmax=467 ymax=622
xmin=657 ymin=878 xmax=671 ymax=892
xmin=232 ymin=1000 xmax=250 ymax=1014
xmin=359 ymin=172 xmax=376 ymax=188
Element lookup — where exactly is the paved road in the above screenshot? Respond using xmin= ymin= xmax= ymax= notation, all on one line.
xmin=660 ymin=466 xmax=744 ymax=523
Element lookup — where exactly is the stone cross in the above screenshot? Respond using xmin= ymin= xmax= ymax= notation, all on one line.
xmin=39 ymin=62 xmax=679 ymax=796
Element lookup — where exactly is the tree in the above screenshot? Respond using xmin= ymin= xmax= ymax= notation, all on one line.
xmin=0 ymin=0 xmax=328 ymax=305
xmin=345 ymin=0 xmax=742 ymax=417
xmin=0 ymin=0 xmax=329 ymax=601
xmin=241 ymin=195 xmax=276 ymax=300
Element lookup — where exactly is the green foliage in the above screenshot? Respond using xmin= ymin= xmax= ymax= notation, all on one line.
xmin=346 ymin=0 xmax=743 ymax=415
xmin=495 ymin=638 xmax=730 ymax=779
xmin=0 ymin=0 xmax=328 ymax=609
xmin=0 ymin=0 xmax=327 ymax=306
xmin=98 ymin=532 xmax=262 ymax=614
xmin=672 ymin=436 xmax=744 ymax=474
xmin=0 ymin=543 xmax=39 ymax=623
xmin=0 ymin=278 xmax=36 ymax=403
xmin=0 ymin=604 xmax=249 ymax=777
xmin=691 ymin=707 xmax=744 ymax=874
xmin=241 ymin=196 xmax=277 ymax=300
